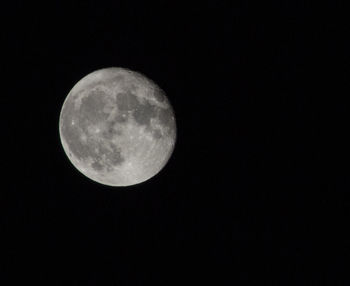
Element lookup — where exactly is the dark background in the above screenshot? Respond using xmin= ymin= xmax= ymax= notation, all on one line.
xmin=1 ymin=0 xmax=349 ymax=285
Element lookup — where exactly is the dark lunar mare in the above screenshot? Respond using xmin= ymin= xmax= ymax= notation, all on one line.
xmin=114 ymin=89 xmax=175 ymax=139
xmin=60 ymin=88 xmax=125 ymax=171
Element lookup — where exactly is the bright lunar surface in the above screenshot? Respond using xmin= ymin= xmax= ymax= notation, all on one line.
xmin=59 ymin=67 xmax=176 ymax=186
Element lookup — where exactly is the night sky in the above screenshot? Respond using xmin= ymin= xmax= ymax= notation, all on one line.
xmin=1 ymin=1 xmax=349 ymax=285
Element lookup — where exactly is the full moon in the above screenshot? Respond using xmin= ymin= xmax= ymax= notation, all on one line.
xmin=59 ymin=67 xmax=176 ymax=187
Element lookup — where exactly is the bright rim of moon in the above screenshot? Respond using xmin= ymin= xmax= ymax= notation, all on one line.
xmin=59 ymin=67 xmax=176 ymax=187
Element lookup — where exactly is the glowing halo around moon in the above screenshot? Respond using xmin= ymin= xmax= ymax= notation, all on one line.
xmin=59 ymin=67 xmax=176 ymax=187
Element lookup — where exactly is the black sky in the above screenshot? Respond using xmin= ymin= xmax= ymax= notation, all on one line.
xmin=1 ymin=1 xmax=349 ymax=285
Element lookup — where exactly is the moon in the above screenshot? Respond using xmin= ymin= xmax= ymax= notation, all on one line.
xmin=59 ymin=67 xmax=176 ymax=187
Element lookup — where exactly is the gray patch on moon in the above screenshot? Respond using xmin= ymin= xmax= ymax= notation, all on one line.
xmin=152 ymin=128 xmax=163 ymax=139
xmin=108 ymin=145 xmax=124 ymax=165
xmin=115 ymin=91 xmax=139 ymax=111
xmin=61 ymin=126 xmax=91 ymax=161
xmin=114 ymin=89 xmax=159 ymax=127
xmin=157 ymin=107 xmax=176 ymax=137
xmin=133 ymin=100 xmax=157 ymax=126
xmin=102 ymin=121 xmax=122 ymax=139
xmin=114 ymin=113 xmax=128 ymax=123
xmin=158 ymin=107 xmax=173 ymax=127
xmin=106 ymin=74 xmax=125 ymax=88
xmin=152 ymin=87 xmax=166 ymax=103
xmin=91 ymin=160 xmax=104 ymax=171
xmin=79 ymin=89 xmax=109 ymax=123
xmin=60 ymin=90 xmax=125 ymax=170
